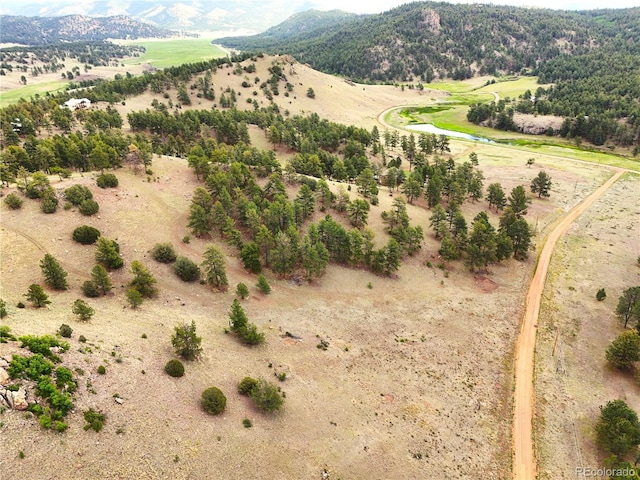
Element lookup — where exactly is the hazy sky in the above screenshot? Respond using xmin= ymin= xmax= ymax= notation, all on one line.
xmin=309 ymin=0 xmax=640 ymax=12
xmin=12 ymin=0 xmax=640 ymax=13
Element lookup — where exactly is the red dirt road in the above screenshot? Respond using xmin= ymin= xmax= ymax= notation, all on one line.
xmin=512 ymin=169 xmax=625 ymax=479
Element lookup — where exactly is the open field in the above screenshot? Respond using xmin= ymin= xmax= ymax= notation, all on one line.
xmin=1 ymin=50 xmax=639 ymax=479
xmin=534 ymin=173 xmax=640 ymax=478
xmin=116 ymin=38 xmax=228 ymax=69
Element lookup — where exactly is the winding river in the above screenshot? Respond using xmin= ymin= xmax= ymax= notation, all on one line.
xmin=406 ymin=123 xmax=494 ymax=143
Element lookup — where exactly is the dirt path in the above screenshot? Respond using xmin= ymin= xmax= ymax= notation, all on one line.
xmin=512 ymin=168 xmax=625 ymax=479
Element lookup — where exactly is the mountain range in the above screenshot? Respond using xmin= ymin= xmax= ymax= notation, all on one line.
xmin=0 ymin=0 xmax=317 ymax=36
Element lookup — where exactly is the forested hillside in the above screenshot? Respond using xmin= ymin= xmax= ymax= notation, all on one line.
xmin=0 ymin=15 xmax=177 ymax=45
xmin=218 ymin=3 xmax=640 ymax=83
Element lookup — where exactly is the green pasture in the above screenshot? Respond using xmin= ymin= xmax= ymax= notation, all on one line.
xmin=117 ymin=38 xmax=228 ymax=69
xmin=0 ymin=81 xmax=70 ymax=107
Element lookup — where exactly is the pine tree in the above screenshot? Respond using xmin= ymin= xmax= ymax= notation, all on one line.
xmin=129 ymin=261 xmax=158 ymax=298
xmin=25 ymin=284 xmax=50 ymax=308
xmin=91 ymin=265 xmax=112 ymax=295
xmin=201 ymin=244 xmax=228 ymax=290
xmin=40 ymin=254 xmax=68 ymax=290
xmin=530 ymin=170 xmax=552 ymax=198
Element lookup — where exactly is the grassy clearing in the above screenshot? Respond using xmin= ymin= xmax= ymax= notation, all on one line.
xmin=116 ymin=38 xmax=228 ymax=68
xmin=0 ymin=81 xmax=70 ymax=106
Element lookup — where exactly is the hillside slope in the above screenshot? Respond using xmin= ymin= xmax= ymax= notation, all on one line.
xmin=0 ymin=15 xmax=178 ymax=45
xmin=218 ymin=2 xmax=640 ymax=82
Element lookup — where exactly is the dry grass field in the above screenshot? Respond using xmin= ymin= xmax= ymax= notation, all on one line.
xmin=534 ymin=174 xmax=640 ymax=479
xmin=0 ymin=52 xmax=635 ymax=479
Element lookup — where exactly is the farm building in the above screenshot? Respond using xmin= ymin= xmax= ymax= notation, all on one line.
xmin=62 ymin=98 xmax=91 ymax=110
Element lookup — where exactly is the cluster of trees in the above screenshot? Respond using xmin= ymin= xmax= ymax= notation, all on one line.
xmin=606 ymin=286 xmax=640 ymax=370
xmin=424 ymin=155 xmax=539 ymax=270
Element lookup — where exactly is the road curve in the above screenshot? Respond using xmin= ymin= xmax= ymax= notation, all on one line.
xmin=512 ymin=168 xmax=625 ymax=479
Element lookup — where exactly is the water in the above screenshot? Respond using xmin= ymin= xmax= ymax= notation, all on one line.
xmin=406 ymin=123 xmax=493 ymax=143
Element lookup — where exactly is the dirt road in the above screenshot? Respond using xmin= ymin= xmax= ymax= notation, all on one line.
xmin=512 ymin=169 xmax=625 ymax=479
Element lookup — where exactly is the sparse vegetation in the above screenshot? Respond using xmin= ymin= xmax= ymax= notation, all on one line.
xmin=173 ymin=257 xmax=200 ymax=282
xmin=72 ymin=225 xmax=101 ymax=245
xmin=4 ymin=192 xmax=23 ymax=209
xmin=151 ymin=242 xmax=177 ymax=263
xmin=96 ymin=173 xmax=118 ymax=188
xmin=164 ymin=359 xmax=185 ymax=377
xmin=72 ymin=299 xmax=95 ymax=321
xmin=249 ymin=378 xmax=284 ymax=413
xmin=201 ymin=387 xmax=226 ymax=415
xmin=83 ymin=409 xmax=105 ymax=432
xmin=171 ymin=321 xmax=202 ymax=361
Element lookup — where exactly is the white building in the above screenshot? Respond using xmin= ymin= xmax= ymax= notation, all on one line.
xmin=62 ymin=98 xmax=91 ymax=110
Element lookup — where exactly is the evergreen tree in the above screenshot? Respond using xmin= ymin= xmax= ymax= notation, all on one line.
xmin=129 ymin=261 xmax=158 ymax=298
xmin=72 ymin=299 xmax=95 ymax=321
xmin=229 ymin=299 xmax=249 ymax=332
xmin=172 ymin=321 xmax=202 ymax=361
xmin=40 ymin=254 xmax=68 ymax=290
xmin=202 ymin=244 xmax=228 ymax=290
xmin=486 ymin=183 xmax=507 ymax=211
xmin=90 ymin=265 xmax=112 ymax=295
xmin=95 ymin=237 xmax=124 ymax=270
xmin=597 ymin=400 xmax=640 ymax=457
xmin=25 ymin=284 xmax=50 ymax=308
xmin=508 ymin=185 xmax=530 ymax=217
xmin=530 ymin=170 xmax=552 ymax=198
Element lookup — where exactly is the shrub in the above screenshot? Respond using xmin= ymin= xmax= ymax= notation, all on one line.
xmin=58 ymin=324 xmax=73 ymax=338
xmin=79 ymin=199 xmax=99 ymax=216
xmin=126 ymin=288 xmax=143 ymax=308
xmin=81 ymin=281 xmax=101 ymax=298
xmin=164 ymin=359 xmax=185 ymax=378
xmin=64 ymin=185 xmax=93 ymax=206
xmin=606 ymin=331 xmax=640 ymax=370
xmin=40 ymin=188 xmax=58 ymax=213
xmin=4 ymin=192 xmax=23 ymax=209
xmin=72 ymin=299 xmax=94 ymax=321
xmin=256 ymin=274 xmax=271 ymax=294
xmin=173 ymin=257 xmax=200 ymax=282
xmin=171 ymin=321 xmax=202 ymax=360
xmin=95 ymin=237 xmax=123 ymax=270
xmin=0 ymin=325 xmax=15 ymax=342
xmin=249 ymin=378 xmax=284 ymax=412
xmin=238 ymin=376 xmax=258 ymax=396
xmin=242 ymin=418 xmax=252 ymax=428
xmin=96 ymin=173 xmax=118 ymax=188
xmin=83 ymin=409 xmax=105 ymax=432
xmin=0 ymin=298 xmax=7 ymax=318
xmin=236 ymin=282 xmax=249 ymax=300
xmin=72 ymin=225 xmax=101 ymax=245
xmin=24 ymin=284 xmax=50 ymax=308
xmin=597 ymin=288 xmax=607 ymax=301
xmin=201 ymin=387 xmax=226 ymax=415
xmin=239 ymin=324 xmax=265 ymax=345
xmin=97 ymin=365 xmax=106 ymax=375
xmin=151 ymin=243 xmax=177 ymax=264
xmin=17 ymin=335 xmax=69 ymax=361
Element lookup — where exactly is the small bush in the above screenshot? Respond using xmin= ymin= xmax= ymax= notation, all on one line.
xmin=236 ymin=283 xmax=249 ymax=300
xmin=97 ymin=365 xmax=106 ymax=375
xmin=64 ymin=185 xmax=92 ymax=206
xmin=58 ymin=324 xmax=73 ymax=338
xmin=81 ymin=281 xmax=101 ymax=298
xmin=83 ymin=409 xmax=105 ymax=432
xmin=164 ymin=359 xmax=185 ymax=378
xmin=173 ymin=257 xmax=200 ymax=282
xmin=238 ymin=376 xmax=258 ymax=396
xmin=201 ymin=387 xmax=227 ymax=415
xmin=126 ymin=288 xmax=143 ymax=308
xmin=242 ymin=418 xmax=252 ymax=428
xmin=96 ymin=173 xmax=118 ymax=188
xmin=72 ymin=225 xmax=101 ymax=245
xmin=249 ymin=378 xmax=284 ymax=412
xmin=72 ymin=299 xmax=94 ymax=321
xmin=256 ymin=275 xmax=271 ymax=294
xmin=16 ymin=301 xmax=25 ymax=309
xmin=79 ymin=199 xmax=99 ymax=216
xmin=151 ymin=243 xmax=177 ymax=263
xmin=4 ymin=193 xmax=23 ymax=210
xmin=40 ymin=188 xmax=58 ymax=213
xmin=596 ymin=288 xmax=607 ymax=301
xmin=0 ymin=299 xmax=7 ymax=318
